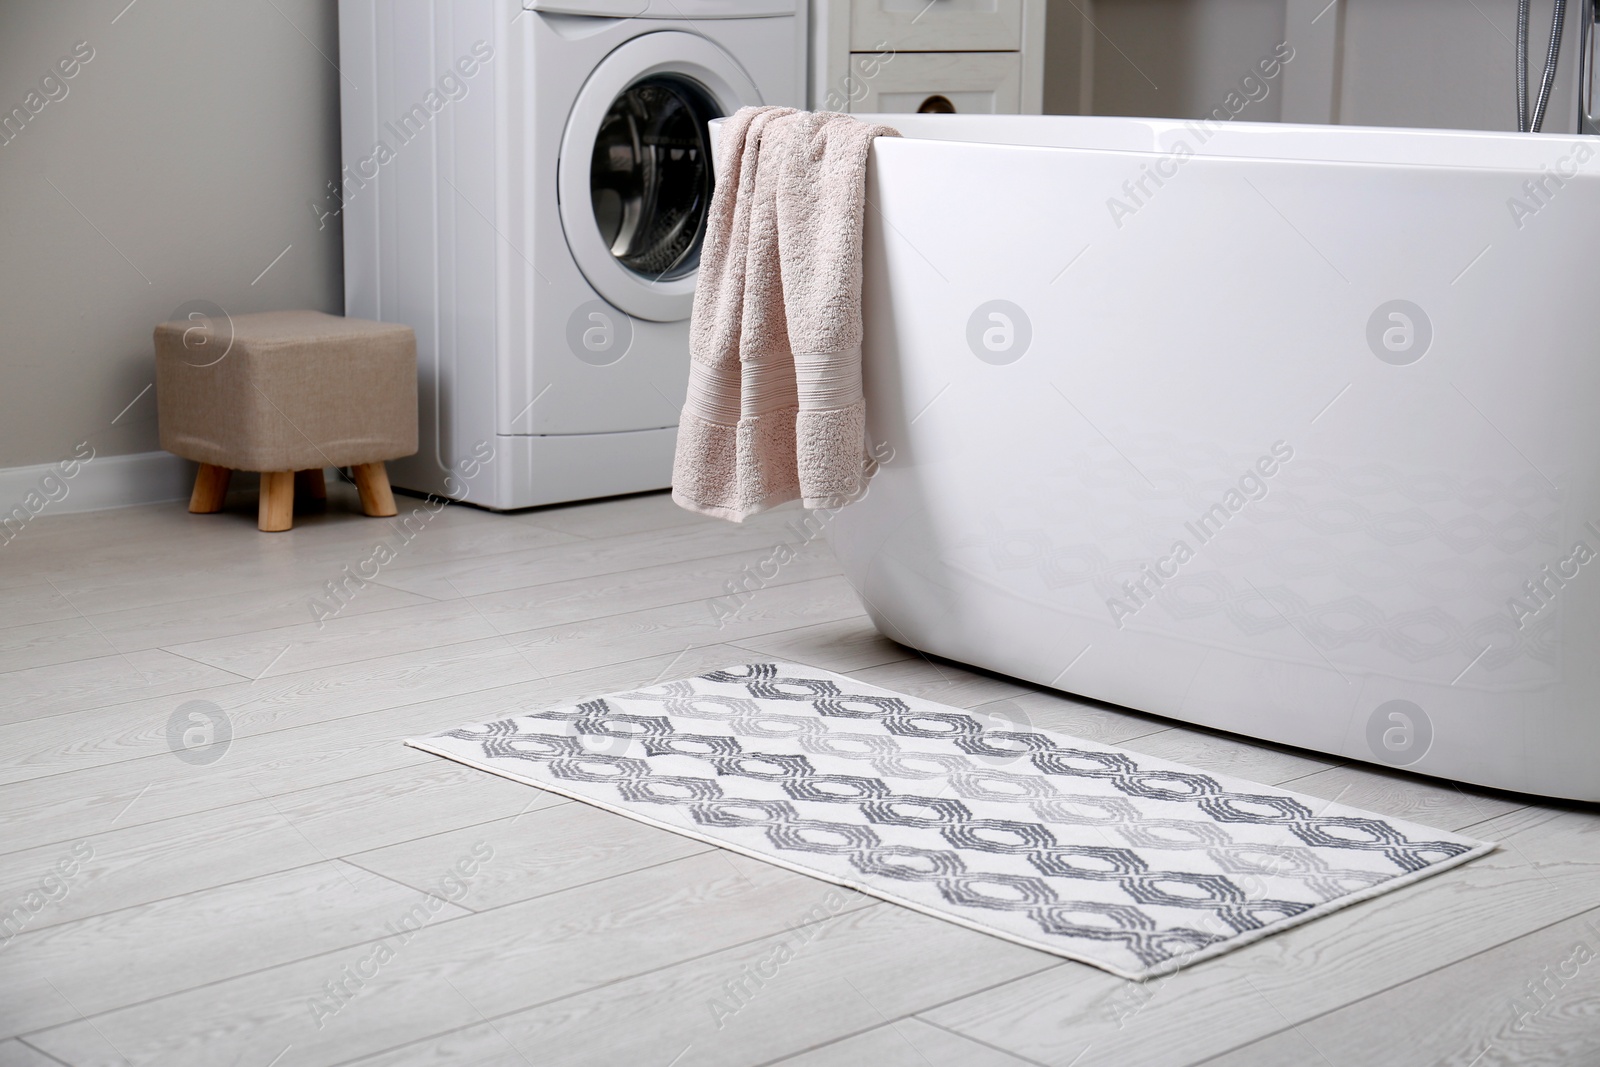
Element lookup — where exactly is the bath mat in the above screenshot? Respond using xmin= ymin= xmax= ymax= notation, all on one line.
xmin=408 ymin=662 xmax=1493 ymax=980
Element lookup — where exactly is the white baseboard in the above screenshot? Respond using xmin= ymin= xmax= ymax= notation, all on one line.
xmin=0 ymin=450 xmax=196 ymax=517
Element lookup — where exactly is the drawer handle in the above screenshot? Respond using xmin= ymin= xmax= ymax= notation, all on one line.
xmin=917 ymin=94 xmax=956 ymax=114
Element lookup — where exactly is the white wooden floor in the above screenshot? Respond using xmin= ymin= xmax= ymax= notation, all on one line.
xmin=1 ymin=482 xmax=1595 ymax=1067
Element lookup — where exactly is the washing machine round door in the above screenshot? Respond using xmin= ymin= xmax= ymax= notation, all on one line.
xmin=559 ymin=31 xmax=760 ymax=323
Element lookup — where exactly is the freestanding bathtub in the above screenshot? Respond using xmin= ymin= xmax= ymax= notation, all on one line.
xmin=711 ymin=113 xmax=1600 ymax=802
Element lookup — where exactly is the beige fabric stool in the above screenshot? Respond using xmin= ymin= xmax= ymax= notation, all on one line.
xmin=154 ymin=310 xmax=418 ymax=532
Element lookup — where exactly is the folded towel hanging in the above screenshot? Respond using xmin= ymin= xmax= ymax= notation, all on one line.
xmin=671 ymin=107 xmax=899 ymax=522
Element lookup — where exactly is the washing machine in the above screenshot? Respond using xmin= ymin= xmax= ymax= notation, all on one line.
xmin=337 ymin=0 xmax=805 ymax=509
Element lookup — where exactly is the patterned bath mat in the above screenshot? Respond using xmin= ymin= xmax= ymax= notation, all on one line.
xmin=409 ymin=662 xmax=1493 ymax=980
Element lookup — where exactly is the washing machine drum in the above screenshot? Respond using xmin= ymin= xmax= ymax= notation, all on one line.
xmin=590 ymin=77 xmax=715 ymax=280
xmin=559 ymin=31 xmax=761 ymax=323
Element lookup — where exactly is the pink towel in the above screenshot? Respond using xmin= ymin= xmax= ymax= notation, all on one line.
xmin=671 ymin=107 xmax=898 ymax=522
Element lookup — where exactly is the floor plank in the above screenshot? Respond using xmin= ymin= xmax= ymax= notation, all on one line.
xmin=263 ymin=760 xmax=567 ymax=858
xmin=349 ymin=802 xmax=712 ymax=911
xmin=0 ymin=638 xmax=546 ymax=786
xmin=1114 ymin=724 xmax=1340 ymax=787
xmin=963 ymin=688 xmax=1170 ymax=747
xmin=0 ymin=861 xmax=464 ymax=1040
xmin=1274 ymin=760 xmax=1528 ymax=833
xmin=0 ymin=618 xmax=132 ymax=676
xmin=340 ymin=902 xmax=1056 ymax=1067
xmin=459 ymin=546 xmax=842 ymax=637
xmin=0 ymin=581 xmax=80 ymax=628
xmin=160 ymin=568 xmax=859 ymax=683
xmin=22 ymin=853 xmax=873 ymax=1067
xmin=731 ymin=617 xmax=914 ymax=674
xmin=0 ymin=643 xmax=758 ymax=855
xmin=0 ymin=801 xmax=329 ymax=937
xmin=1200 ymin=906 xmax=1600 ymax=1067
xmin=369 ymin=508 xmax=823 ymax=601
xmin=503 ymin=489 xmax=712 ymax=540
xmin=11 ymin=580 xmax=431 ymax=657
xmin=0 ymin=493 xmax=582 ymax=618
xmin=163 ymin=599 xmax=521 ymax=679
xmin=774 ymin=1018 xmax=1040 ymax=1067
xmin=850 ymin=658 xmax=1036 ymax=708
xmin=0 ymin=1038 xmax=60 ymax=1067
xmin=494 ymin=575 xmax=868 ymax=677
xmin=0 ymin=648 xmax=244 ymax=727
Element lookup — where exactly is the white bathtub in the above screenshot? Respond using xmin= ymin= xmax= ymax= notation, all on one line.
xmin=711 ymin=113 xmax=1600 ymax=802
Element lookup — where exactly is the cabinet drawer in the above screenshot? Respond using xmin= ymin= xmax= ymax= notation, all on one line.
xmin=851 ymin=0 xmax=1023 ymax=52
xmin=849 ymin=51 xmax=1022 ymax=114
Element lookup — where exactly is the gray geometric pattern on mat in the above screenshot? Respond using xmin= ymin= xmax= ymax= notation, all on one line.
xmin=412 ymin=662 xmax=1493 ymax=980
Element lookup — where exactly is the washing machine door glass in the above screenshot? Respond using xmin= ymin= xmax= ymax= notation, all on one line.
xmin=558 ymin=31 xmax=761 ymax=323
xmin=590 ymin=76 xmax=716 ymax=283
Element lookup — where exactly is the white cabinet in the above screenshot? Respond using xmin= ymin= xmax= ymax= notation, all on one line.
xmin=811 ymin=0 xmax=1044 ymax=114
xmin=851 ymin=51 xmax=1024 ymax=113
xmin=850 ymin=0 xmax=1025 ymax=51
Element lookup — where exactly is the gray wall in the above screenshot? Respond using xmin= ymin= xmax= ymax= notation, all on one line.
xmin=1062 ymin=0 xmax=1287 ymax=121
xmin=1339 ymin=0 xmax=1578 ymax=131
xmin=1045 ymin=0 xmax=1581 ymax=132
xmin=0 ymin=0 xmax=343 ymax=470
xmin=1042 ymin=0 xmax=1089 ymax=116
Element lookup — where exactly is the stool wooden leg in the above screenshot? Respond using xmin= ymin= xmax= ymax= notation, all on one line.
xmin=259 ymin=471 xmax=295 ymax=532
xmin=295 ymin=468 xmax=327 ymax=502
xmin=352 ymin=462 xmax=397 ymax=518
xmin=189 ymin=464 xmax=232 ymax=514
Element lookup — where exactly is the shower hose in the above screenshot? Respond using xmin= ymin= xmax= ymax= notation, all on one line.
xmin=1518 ymin=0 xmax=1568 ymax=132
